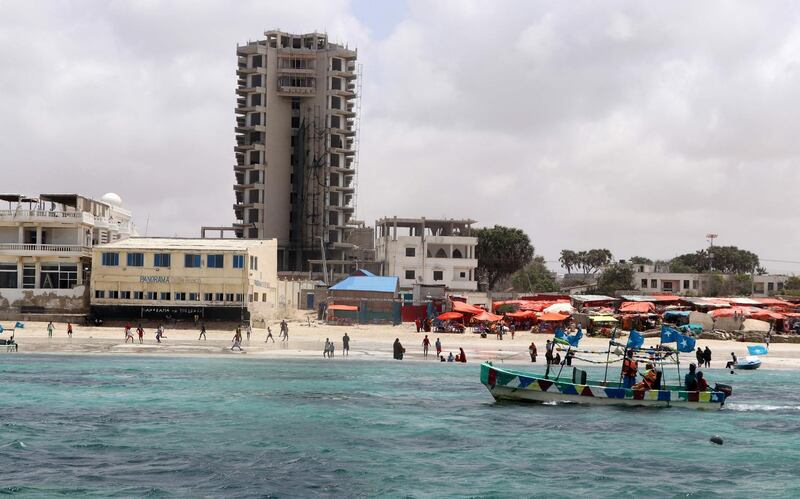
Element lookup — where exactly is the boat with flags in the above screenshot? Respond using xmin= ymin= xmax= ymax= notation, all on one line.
xmin=481 ymin=325 xmax=732 ymax=409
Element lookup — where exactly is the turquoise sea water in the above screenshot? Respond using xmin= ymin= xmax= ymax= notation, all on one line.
xmin=1 ymin=355 xmax=799 ymax=498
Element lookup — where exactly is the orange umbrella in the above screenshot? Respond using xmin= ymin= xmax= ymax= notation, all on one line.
xmin=473 ymin=311 xmax=503 ymax=322
xmin=537 ymin=312 xmax=570 ymax=322
xmin=437 ymin=311 xmax=463 ymax=321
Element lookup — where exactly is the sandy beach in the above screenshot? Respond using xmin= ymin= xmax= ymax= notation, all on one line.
xmin=5 ymin=316 xmax=800 ymax=370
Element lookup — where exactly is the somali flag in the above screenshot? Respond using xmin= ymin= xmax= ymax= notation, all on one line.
xmin=747 ymin=345 xmax=768 ymax=356
xmin=14 ymin=322 xmax=24 ymax=329
xmin=554 ymin=328 xmax=570 ymax=346
xmin=567 ymin=330 xmax=583 ymax=347
xmin=676 ymin=333 xmax=696 ymax=353
xmin=627 ymin=329 xmax=644 ymax=349
xmin=660 ymin=325 xmax=679 ymax=344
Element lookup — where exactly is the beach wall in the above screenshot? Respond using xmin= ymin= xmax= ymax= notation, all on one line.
xmin=0 ymin=286 xmax=88 ymax=319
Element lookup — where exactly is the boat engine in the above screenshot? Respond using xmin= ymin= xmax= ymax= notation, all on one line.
xmin=714 ymin=383 xmax=733 ymax=400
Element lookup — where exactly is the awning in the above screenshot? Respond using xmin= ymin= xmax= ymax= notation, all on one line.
xmin=505 ymin=310 xmax=535 ymax=319
xmin=328 ymin=304 xmax=358 ymax=311
xmin=437 ymin=311 xmax=463 ymax=321
xmin=473 ymin=311 xmax=503 ymax=322
xmin=749 ymin=310 xmax=785 ymax=321
xmin=537 ymin=312 xmax=569 ymax=322
xmin=452 ymin=300 xmax=485 ymax=315
xmin=589 ymin=315 xmax=618 ymax=323
xmin=619 ymin=301 xmax=655 ymax=314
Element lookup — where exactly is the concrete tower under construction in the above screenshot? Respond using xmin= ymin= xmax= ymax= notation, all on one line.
xmin=233 ymin=30 xmax=359 ymax=271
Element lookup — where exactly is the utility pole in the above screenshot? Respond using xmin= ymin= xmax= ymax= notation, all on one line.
xmin=706 ymin=233 xmax=718 ymax=271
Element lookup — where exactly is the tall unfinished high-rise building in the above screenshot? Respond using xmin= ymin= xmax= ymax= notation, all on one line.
xmin=233 ymin=30 xmax=359 ymax=271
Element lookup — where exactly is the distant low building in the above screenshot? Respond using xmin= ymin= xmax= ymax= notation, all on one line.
xmin=0 ymin=193 xmax=136 ymax=317
xmin=632 ymin=263 xmax=787 ymax=297
xmin=375 ymin=217 xmax=478 ymax=292
xmin=90 ymin=237 xmax=283 ymax=322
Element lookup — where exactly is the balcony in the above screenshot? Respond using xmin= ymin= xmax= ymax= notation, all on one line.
xmin=0 ymin=210 xmax=95 ymax=225
xmin=0 ymin=243 xmax=92 ymax=257
xmin=277 ymin=85 xmax=316 ymax=97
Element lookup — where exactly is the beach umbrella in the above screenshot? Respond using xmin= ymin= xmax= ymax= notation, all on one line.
xmin=537 ymin=312 xmax=569 ymax=322
xmin=473 ymin=311 xmax=503 ymax=322
xmin=543 ymin=303 xmax=576 ymax=314
xmin=437 ymin=311 xmax=463 ymax=321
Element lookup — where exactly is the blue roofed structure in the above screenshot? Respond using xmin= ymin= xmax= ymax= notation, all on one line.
xmin=330 ymin=276 xmax=399 ymax=294
xmin=352 ymin=269 xmax=376 ymax=277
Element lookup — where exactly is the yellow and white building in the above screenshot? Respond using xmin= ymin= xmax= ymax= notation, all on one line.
xmin=90 ymin=237 xmax=283 ymax=322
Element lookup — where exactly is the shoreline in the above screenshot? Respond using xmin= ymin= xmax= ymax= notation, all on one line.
xmin=4 ymin=320 xmax=800 ymax=370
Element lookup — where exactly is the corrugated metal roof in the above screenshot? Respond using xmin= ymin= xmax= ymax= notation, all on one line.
xmin=570 ymin=294 xmax=617 ymax=302
xmin=330 ymin=276 xmax=399 ymax=293
xmin=96 ymin=237 xmax=273 ymax=251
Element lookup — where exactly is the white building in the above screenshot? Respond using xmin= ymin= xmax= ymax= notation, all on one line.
xmin=632 ymin=263 xmax=787 ymax=297
xmin=375 ymin=217 xmax=478 ymax=291
xmin=0 ymin=193 xmax=136 ymax=316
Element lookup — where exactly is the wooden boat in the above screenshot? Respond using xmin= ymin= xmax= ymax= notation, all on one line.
xmin=734 ymin=356 xmax=761 ymax=370
xmin=480 ymin=362 xmax=731 ymax=410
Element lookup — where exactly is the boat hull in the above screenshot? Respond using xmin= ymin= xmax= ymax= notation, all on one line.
xmin=481 ymin=362 xmax=726 ymax=410
xmin=735 ymin=361 xmax=761 ymax=370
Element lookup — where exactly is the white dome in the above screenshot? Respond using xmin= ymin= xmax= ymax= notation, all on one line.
xmin=101 ymin=192 xmax=122 ymax=207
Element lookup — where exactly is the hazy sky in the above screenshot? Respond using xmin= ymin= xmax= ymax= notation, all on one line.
xmin=2 ymin=0 xmax=800 ymax=273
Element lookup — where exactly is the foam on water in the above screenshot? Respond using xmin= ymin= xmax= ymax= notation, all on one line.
xmin=0 ymin=355 xmax=798 ymax=497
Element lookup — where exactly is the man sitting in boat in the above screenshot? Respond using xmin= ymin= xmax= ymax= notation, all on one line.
xmin=684 ymin=363 xmax=698 ymax=391
xmin=622 ymin=350 xmax=638 ymax=389
xmin=725 ymin=352 xmax=738 ymax=370
xmin=632 ymin=363 xmax=660 ymax=390
xmin=696 ymin=371 xmax=710 ymax=391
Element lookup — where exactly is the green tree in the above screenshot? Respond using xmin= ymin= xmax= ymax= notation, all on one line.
xmin=595 ymin=263 xmax=635 ymax=294
xmin=785 ymin=276 xmax=800 ymax=290
xmin=671 ymin=246 xmax=762 ymax=274
xmin=559 ymin=249 xmax=580 ymax=274
xmin=475 ymin=225 xmax=534 ymax=291
xmin=511 ymin=256 xmax=558 ymax=292
xmin=629 ymin=256 xmax=653 ymax=265
xmin=582 ymin=248 xmax=613 ymax=274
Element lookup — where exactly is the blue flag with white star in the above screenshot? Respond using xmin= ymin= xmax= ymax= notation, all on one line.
xmin=627 ymin=329 xmax=644 ymax=349
xmin=661 ymin=325 xmax=679 ymax=344
xmin=14 ymin=322 xmax=24 ymax=329
xmin=677 ymin=333 xmax=696 ymax=353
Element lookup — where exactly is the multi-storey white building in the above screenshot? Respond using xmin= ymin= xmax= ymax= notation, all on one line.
xmin=0 ymin=193 xmax=136 ymax=316
xmin=233 ymin=30 xmax=359 ymax=271
xmin=632 ymin=263 xmax=788 ymax=297
xmin=375 ymin=217 xmax=478 ymax=291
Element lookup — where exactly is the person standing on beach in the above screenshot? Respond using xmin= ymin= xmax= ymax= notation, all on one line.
xmin=246 ymin=323 xmax=251 ymax=343
xmin=265 ymin=326 xmax=275 ymax=343
xmin=137 ymin=324 xmax=144 ymax=344
xmin=529 ymin=341 xmax=537 ymax=362
xmin=67 ymin=322 xmax=73 ymax=339
xmin=231 ymin=329 xmax=243 ymax=351
xmin=342 ymin=333 xmax=350 ymax=356
xmin=696 ymin=347 xmax=704 ymax=366
xmin=435 ymin=338 xmax=442 ymax=357
xmin=47 ymin=321 xmax=54 ymax=338
xmin=703 ymin=346 xmax=712 ymax=368
xmin=282 ymin=323 xmax=289 ymax=342
xmin=199 ymin=322 xmax=207 ymax=341
xmin=422 ymin=335 xmax=431 ymax=358
xmin=393 ymin=338 xmax=405 ymax=360
xmin=415 ymin=317 xmax=422 ymax=333
xmin=545 ymin=340 xmax=553 ymax=365
xmin=125 ymin=326 xmax=135 ymax=343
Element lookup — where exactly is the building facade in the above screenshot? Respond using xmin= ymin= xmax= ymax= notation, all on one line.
xmin=375 ymin=217 xmax=478 ymax=291
xmin=90 ymin=238 xmax=288 ymax=322
xmin=233 ymin=30 xmax=359 ymax=272
xmin=632 ymin=263 xmax=787 ymax=297
xmin=0 ymin=193 xmax=136 ymax=316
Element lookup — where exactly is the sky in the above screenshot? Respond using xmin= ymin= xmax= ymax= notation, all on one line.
xmin=2 ymin=0 xmax=800 ymax=273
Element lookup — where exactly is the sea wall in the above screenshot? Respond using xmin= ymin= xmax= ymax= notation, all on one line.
xmin=0 ymin=286 xmax=88 ymax=319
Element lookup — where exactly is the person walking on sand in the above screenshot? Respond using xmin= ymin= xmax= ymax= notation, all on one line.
xmin=155 ymin=324 xmax=166 ymax=343
xmin=265 ymin=326 xmax=275 ymax=343
xmin=47 ymin=321 xmax=54 ymax=338
xmin=67 ymin=322 xmax=73 ymax=339
xmin=124 ymin=323 xmax=131 ymax=340
xmin=435 ymin=337 xmax=442 ymax=357
xmin=703 ymin=346 xmax=712 ymax=368
xmin=529 ymin=341 xmax=537 ymax=363
xmin=246 ymin=323 xmax=251 ymax=343
xmin=137 ymin=324 xmax=144 ymax=344
xmin=231 ymin=329 xmax=243 ymax=351
xmin=125 ymin=326 xmax=135 ymax=343
xmin=342 ymin=333 xmax=350 ymax=356
xmin=393 ymin=338 xmax=405 ymax=360
xmin=329 ymin=340 xmax=335 ymax=358
xmin=324 ymin=338 xmax=331 ymax=358
xmin=422 ymin=335 xmax=431 ymax=359
xmin=282 ymin=323 xmax=289 ymax=342
xmin=198 ymin=322 xmax=207 ymax=341
xmin=696 ymin=347 xmax=704 ymax=366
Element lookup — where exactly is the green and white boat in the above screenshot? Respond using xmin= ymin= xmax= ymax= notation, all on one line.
xmin=480 ymin=362 xmax=731 ymax=410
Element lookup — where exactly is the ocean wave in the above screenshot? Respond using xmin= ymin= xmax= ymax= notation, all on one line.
xmin=727 ymin=403 xmax=800 ymax=412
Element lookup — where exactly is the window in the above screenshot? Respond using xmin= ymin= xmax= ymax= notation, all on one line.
xmin=692 ymin=280 xmax=699 ymax=290
xmin=127 ymin=253 xmax=144 ymax=267
xmin=435 ymin=248 xmax=447 ymax=258
xmin=768 ymin=282 xmax=775 ymax=291
xmin=120 ymin=291 xmax=131 ymax=299
xmin=683 ymin=280 xmax=690 ymax=289
xmin=108 ymin=290 xmax=119 ymax=299
xmin=405 ymin=270 xmax=415 ymax=280
xmin=160 ymin=292 xmax=171 ymax=301
xmin=330 ymin=95 xmax=341 ymax=109
xmin=215 ymin=293 xmax=224 ymax=301
xmin=185 ymin=254 xmax=201 ymax=268
xmin=133 ymin=291 xmax=144 ymax=300
xmin=40 ymin=263 xmax=77 ymax=289
xmin=262 ymin=293 xmax=267 ymax=302
xmin=146 ymin=292 xmax=157 ymax=300
xmin=405 ymin=247 xmax=416 ymax=257
xmin=207 ymin=254 xmax=224 ymax=268
xmin=663 ymin=281 xmax=673 ymax=290
xmin=189 ymin=293 xmax=200 ymax=301
xmin=101 ymin=252 xmax=119 ymax=266
xmin=95 ymin=290 xmax=105 ymax=299
xmin=204 ymin=293 xmax=213 ymax=301
xmin=0 ymin=264 xmax=17 ymax=289
xmin=175 ymin=292 xmax=186 ymax=301
xmin=154 ymin=253 xmax=171 ymax=267
xmin=433 ymin=270 xmax=444 ymax=281
xmin=253 ymin=293 xmax=259 ymax=302
xmin=331 ymin=58 xmax=342 ymax=71
xmin=452 ymin=249 xmax=463 ymax=258
xmin=330 ymin=115 xmax=341 ymax=128
xmin=641 ymin=279 xmax=648 ymax=288
xmin=460 ymin=272 xmax=466 ymax=278
xmin=233 ymin=255 xmax=244 ymax=268
xmin=650 ymin=279 xmax=658 ymax=288
xmin=225 ymin=293 xmax=235 ymax=302
xmin=236 ymin=294 xmax=244 ymax=302
xmin=22 ymin=264 xmax=35 ymax=288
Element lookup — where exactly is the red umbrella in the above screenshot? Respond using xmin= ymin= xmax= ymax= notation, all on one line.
xmin=437 ymin=311 xmax=463 ymax=321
